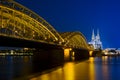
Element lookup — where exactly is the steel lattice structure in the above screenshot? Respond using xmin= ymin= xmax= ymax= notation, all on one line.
xmin=0 ymin=0 xmax=92 ymax=50
xmin=0 ymin=0 xmax=64 ymax=44
xmin=61 ymin=32 xmax=90 ymax=49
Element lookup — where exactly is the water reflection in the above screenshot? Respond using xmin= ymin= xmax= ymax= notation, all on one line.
xmin=0 ymin=56 xmax=32 ymax=80
xmin=89 ymin=57 xmax=95 ymax=80
xmin=30 ymin=56 xmax=120 ymax=80
xmin=63 ymin=63 xmax=75 ymax=80
xmin=102 ymin=55 xmax=111 ymax=75
xmin=30 ymin=63 xmax=75 ymax=80
xmin=1 ymin=56 xmax=120 ymax=80
xmin=102 ymin=61 xmax=109 ymax=80
xmin=30 ymin=61 xmax=90 ymax=80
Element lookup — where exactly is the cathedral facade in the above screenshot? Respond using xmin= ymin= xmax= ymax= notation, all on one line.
xmin=88 ymin=29 xmax=102 ymax=50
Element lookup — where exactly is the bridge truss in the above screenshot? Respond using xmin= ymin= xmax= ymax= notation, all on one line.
xmin=60 ymin=32 xmax=89 ymax=49
xmin=0 ymin=0 xmax=92 ymax=50
xmin=0 ymin=0 xmax=64 ymax=44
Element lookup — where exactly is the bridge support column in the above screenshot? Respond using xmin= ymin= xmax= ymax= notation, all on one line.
xmin=33 ymin=47 xmax=64 ymax=70
xmin=73 ymin=48 xmax=89 ymax=61
xmin=64 ymin=48 xmax=75 ymax=61
xmin=91 ymin=50 xmax=102 ymax=57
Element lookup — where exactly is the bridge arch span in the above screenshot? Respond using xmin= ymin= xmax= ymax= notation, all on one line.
xmin=61 ymin=31 xmax=89 ymax=49
xmin=0 ymin=0 xmax=64 ymax=44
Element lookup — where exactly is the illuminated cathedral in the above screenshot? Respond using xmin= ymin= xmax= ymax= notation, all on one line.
xmin=88 ymin=29 xmax=102 ymax=50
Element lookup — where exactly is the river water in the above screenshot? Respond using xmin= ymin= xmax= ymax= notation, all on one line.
xmin=1 ymin=56 xmax=120 ymax=80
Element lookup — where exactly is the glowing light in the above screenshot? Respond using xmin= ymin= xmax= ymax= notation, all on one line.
xmin=10 ymin=50 xmax=14 ymax=55
xmin=64 ymin=48 xmax=70 ymax=58
xmin=72 ymin=51 xmax=75 ymax=56
xmin=70 ymin=48 xmax=72 ymax=51
xmin=89 ymin=51 xmax=93 ymax=56
xmin=104 ymin=52 xmax=108 ymax=55
xmin=24 ymin=48 xmax=29 ymax=50
xmin=15 ymin=31 xmax=18 ymax=33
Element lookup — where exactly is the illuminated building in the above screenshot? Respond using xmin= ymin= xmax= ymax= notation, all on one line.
xmin=89 ymin=29 xmax=102 ymax=50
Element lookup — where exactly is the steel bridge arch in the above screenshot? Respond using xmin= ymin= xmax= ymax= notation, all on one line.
xmin=0 ymin=0 xmax=64 ymax=44
xmin=61 ymin=31 xmax=89 ymax=49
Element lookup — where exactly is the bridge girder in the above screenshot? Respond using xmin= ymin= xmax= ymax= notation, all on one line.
xmin=0 ymin=0 xmax=64 ymax=44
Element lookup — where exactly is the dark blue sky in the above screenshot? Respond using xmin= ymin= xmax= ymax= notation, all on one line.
xmin=15 ymin=0 xmax=120 ymax=49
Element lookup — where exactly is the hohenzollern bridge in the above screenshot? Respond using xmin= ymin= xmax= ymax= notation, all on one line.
xmin=0 ymin=0 xmax=93 ymax=52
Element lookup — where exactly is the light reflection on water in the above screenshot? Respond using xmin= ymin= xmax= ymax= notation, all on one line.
xmin=30 ymin=58 xmax=94 ymax=80
xmin=30 ymin=56 xmax=120 ymax=80
xmin=30 ymin=63 xmax=75 ymax=80
xmin=89 ymin=57 xmax=95 ymax=80
xmin=1 ymin=56 xmax=120 ymax=80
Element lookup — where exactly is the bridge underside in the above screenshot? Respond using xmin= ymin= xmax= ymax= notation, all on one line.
xmin=0 ymin=35 xmax=62 ymax=49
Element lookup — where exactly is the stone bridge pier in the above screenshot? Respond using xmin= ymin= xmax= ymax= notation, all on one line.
xmin=33 ymin=46 xmax=64 ymax=70
xmin=64 ymin=48 xmax=89 ymax=61
xmin=73 ymin=48 xmax=89 ymax=60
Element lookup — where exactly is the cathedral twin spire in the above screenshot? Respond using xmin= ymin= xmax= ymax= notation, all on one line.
xmin=89 ymin=29 xmax=102 ymax=49
xmin=92 ymin=29 xmax=100 ymax=41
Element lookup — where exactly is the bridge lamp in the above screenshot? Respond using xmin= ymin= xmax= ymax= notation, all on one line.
xmin=44 ymin=37 xmax=47 ymax=40
xmin=59 ymin=41 xmax=62 ymax=45
xmin=53 ymin=39 xmax=56 ymax=42
xmin=32 ymin=35 xmax=35 ymax=38
xmin=15 ymin=31 xmax=18 ymax=33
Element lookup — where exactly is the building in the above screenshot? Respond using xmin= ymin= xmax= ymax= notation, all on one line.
xmin=89 ymin=29 xmax=102 ymax=50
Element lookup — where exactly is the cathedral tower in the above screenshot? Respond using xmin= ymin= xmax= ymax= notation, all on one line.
xmin=89 ymin=29 xmax=102 ymax=50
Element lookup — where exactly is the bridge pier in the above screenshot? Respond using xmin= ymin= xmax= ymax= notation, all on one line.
xmin=33 ymin=47 xmax=89 ymax=69
xmin=33 ymin=47 xmax=64 ymax=70
xmin=63 ymin=48 xmax=89 ymax=61
xmin=73 ymin=48 xmax=89 ymax=61
xmin=91 ymin=50 xmax=102 ymax=57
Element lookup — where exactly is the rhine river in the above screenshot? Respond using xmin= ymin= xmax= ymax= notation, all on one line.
xmin=1 ymin=56 xmax=120 ymax=80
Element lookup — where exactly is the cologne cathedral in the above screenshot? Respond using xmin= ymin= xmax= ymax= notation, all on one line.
xmin=89 ymin=29 xmax=102 ymax=50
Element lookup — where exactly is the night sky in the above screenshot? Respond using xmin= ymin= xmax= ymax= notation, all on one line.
xmin=15 ymin=0 xmax=120 ymax=49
